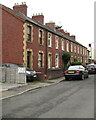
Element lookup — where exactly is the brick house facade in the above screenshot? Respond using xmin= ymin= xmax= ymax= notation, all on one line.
xmin=0 ymin=3 xmax=88 ymax=80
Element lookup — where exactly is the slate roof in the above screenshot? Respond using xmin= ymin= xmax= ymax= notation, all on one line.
xmin=0 ymin=3 xmax=87 ymax=48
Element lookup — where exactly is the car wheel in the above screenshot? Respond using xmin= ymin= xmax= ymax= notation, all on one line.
xmin=81 ymin=74 xmax=84 ymax=80
xmin=65 ymin=77 xmax=69 ymax=80
xmin=86 ymin=74 xmax=89 ymax=78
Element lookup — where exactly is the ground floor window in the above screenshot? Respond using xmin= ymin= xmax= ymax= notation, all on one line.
xmin=55 ymin=54 xmax=59 ymax=68
xmin=48 ymin=53 xmax=52 ymax=69
xmin=38 ymin=52 xmax=44 ymax=68
xmin=27 ymin=51 xmax=33 ymax=69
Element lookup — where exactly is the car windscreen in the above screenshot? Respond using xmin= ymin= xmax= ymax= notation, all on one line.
xmin=87 ymin=65 xmax=95 ymax=68
xmin=68 ymin=66 xmax=84 ymax=70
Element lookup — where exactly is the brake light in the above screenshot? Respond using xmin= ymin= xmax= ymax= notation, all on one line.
xmin=64 ymin=71 xmax=68 ymax=74
xmin=76 ymin=70 xmax=80 ymax=73
xmin=93 ymin=67 xmax=96 ymax=69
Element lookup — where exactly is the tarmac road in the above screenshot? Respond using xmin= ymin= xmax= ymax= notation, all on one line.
xmin=2 ymin=75 xmax=95 ymax=118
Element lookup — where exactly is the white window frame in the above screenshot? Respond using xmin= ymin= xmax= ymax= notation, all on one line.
xmin=62 ymin=39 xmax=64 ymax=51
xmin=48 ymin=33 xmax=52 ymax=47
xmin=55 ymin=54 xmax=59 ymax=68
xmin=71 ymin=42 xmax=73 ymax=52
xmin=38 ymin=52 xmax=44 ymax=68
xmin=48 ymin=53 xmax=52 ymax=69
xmin=39 ymin=29 xmax=44 ymax=45
xmin=74 ymin=44 xmax=76 ymax=53
xmin=81 ymin=47 xmax=82 ymax=54
xmin=55 ymin=37 xmax=59 ymax=49
xmin=67 ymin=42 xmax=69 ymax=52
xmin=78 ymin=45 xmax=79 ymax=54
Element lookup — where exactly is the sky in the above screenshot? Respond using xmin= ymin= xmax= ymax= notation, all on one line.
xmin=0 ymin=0 xmax=95 ymax=49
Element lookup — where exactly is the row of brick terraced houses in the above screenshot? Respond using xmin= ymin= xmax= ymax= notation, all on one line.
xmin=0 ymin=2 xmax=89 ymax=80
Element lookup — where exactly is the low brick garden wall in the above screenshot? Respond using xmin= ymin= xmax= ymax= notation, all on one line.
xmin=47 ymin=68 xmax=63 ymax=80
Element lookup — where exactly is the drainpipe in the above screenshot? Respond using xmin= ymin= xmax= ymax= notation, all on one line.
xmin=45 ymin=31 xmax=48 ymax=79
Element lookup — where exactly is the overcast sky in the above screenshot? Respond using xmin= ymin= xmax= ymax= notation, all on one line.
xmin=0 ymin=0 xmax=95 ymax=48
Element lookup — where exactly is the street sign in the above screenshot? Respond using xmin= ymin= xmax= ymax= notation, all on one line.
xmin=18 ymin=67 xmax=26 ymax=73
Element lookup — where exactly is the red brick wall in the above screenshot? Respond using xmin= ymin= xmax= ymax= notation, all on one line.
xmin=32 ymin=15 xmax=44 ymax=24
xmin=27 ymin=25 xmax=47 ymax=74
xmin=26 ymin=25 xmax=64 ymax=80
xmin=0 ymin=8 xmax=2 ymax=64
xmin=2 ymin=9 xmax=24 ymax=65
xmin=45 ymin=22 xmax=55 ymax=29
xmin=47 ymin=69 xmax=63 ymax=79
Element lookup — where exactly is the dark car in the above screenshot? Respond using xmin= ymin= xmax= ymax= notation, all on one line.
xmin=64 ymin=65 xmax=88 ymax=80
xmin=2 ymin=63 xmax=19 ymax=67
xmin=87 ymin=64 xmax=96 ymax=74
xmin=26 ymin=68 xmax=37 ymax=82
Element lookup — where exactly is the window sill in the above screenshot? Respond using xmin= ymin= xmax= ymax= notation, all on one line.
xmin=26 ymin=41 xmax=32 ymax=44
xmin=55 ymin=48 xmax=58 ymax=50
xmin=39 ymin=44 xmax=44 ymax=46
xmin=48 ymin=46 xmax=52 ymax=48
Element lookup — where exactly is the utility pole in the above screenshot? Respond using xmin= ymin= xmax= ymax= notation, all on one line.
xmin=89 ymin=42 xmax=94 ymax=63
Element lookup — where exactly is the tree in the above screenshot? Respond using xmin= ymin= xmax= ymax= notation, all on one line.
xmin=62 ymin=52 xmax=71 ymax=70
xmin=70 ymin=58 xmax=82 ymax=66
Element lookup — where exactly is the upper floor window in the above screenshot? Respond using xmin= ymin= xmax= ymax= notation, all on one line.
xmin=83 ymin=48 xmax=85 ymax=55
xmin=74 ymin=44 xmax=76 ymax=53
xmin=78 ymin=45 xmax=79 ymax=54
xmin=81 ymin=47 xmax=82 ymax=54
xmin=62 ymin=39 xmax=64 ymax=51
xmin=71 ymin=42 xmax=73 ymax=52
xmin=67 ymin=42 xmax=69 ymax=52
xmin=39 ymin=29 xmax=44 ymax=45
xmin=85 ymin=49 xmax=87 ymax=55
xmin=27 ymin=26 xmax=32 ymax=42
xmin=55 ymin=37 xmax=59 ymax=49
xmin=48 ymin=33 xmax=52 ymax=47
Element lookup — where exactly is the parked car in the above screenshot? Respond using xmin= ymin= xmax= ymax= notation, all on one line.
xmin=26 ymin=68 xmax=37 ymax=82
xmin=87 ymin=64 xmax=96 ymax=74
xmin=64 ymin=65 xmax=89 ymax=80
xmin=2 ymin=63 xmax=19 ymax=67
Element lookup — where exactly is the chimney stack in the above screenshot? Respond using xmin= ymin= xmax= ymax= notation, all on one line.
xmin=32 ymin=13 xmax=44 ymax=24
xmin=70 ymin=35 xmax=76 ymax=41
xmin=13 ymin=2 xmax=27 ymax=16
xmin=45 ymin=22 xmax=55 ymax=29
xmin=64 ymin=32 xmax=70 ymax=37
xmin=57 ymin=29 xmax=65 ymax=34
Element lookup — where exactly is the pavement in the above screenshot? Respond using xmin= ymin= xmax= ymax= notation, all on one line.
xmin=0 ymin=77 xmax=65 ymax=100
